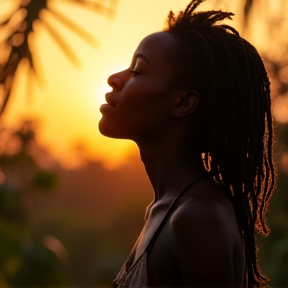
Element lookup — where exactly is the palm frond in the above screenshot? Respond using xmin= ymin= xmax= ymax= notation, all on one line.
xmin=63 ymin=0 xmax=117 ymax=17
xmin=40 ymin=16 xmax=81 ymax=66
xmin=48 ymin=7 xmax=97 ymax=46
xmin=0 ymin=0 xmax=118 ymax=116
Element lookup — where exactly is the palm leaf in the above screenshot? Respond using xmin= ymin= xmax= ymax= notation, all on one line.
xmin=0 ymin=0 xmax=117 ymax=116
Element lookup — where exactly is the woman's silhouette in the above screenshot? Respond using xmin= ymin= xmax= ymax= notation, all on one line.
xmin=99 ymin=1 xmax=275 ymax=287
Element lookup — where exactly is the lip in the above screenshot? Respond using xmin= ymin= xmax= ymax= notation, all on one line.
xmin=99 ymin=103 xmax=114 ymax=113
xmin=105 ymin=92 xmax=117 ymax=107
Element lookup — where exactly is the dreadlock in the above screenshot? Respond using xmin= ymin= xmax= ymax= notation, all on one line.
xmin=164 ymin=1 xmax=275 ymax=287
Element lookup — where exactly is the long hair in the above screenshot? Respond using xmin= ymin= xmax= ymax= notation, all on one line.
xmin=164 ymin=1 xmax=275 ymax=287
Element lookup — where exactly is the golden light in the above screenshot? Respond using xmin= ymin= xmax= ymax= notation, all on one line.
xmin=2 ymin=0 xmax=287 ymax=170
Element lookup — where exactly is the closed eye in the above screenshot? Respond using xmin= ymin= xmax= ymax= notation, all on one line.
xmin=130 ymin=69 xmax=140 ymax=76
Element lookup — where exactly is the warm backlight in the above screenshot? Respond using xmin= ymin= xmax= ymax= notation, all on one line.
xmin=1 ymin=0 xmax=287 ymax=169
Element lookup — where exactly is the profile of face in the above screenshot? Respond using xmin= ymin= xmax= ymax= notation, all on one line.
xmin=99 ymin=32 xmax=198 ymax=143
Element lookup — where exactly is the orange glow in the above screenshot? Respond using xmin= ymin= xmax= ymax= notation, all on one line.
xmin=1 ymin=0 xmax=287 ymax=168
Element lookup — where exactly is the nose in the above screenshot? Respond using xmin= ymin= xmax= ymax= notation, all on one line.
xmin=107 ymin=72 xmax=124 ymax=91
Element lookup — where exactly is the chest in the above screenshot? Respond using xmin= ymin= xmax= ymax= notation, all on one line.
xmin=130 ymin=199 xmax=182 ymax=286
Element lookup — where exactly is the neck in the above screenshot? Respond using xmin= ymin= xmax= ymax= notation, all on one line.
xmin=138 ymin=139 xmax=207 ymax=201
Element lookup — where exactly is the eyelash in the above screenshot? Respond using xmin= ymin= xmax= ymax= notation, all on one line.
xmin=130 ymin=69 xmax=140 ymax=76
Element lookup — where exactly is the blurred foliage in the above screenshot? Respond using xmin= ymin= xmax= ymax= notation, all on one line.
xmin=241 ymin=0 xmax=288 ymax=285
xmin=0 ymin=120 xmax=69 ymax=287
xmin=240 ymin=1 xmax=288 ymax=286
xmin=29 ymin=158 xmax=151 ymax=287
xmin=259 ymin=123 xmax=288 ymax=287
xmin=0 ymin=119 xmax=151 ymax=287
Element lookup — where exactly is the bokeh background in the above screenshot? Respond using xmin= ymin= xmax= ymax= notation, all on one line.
xmin=0 ymin=0 xmax=287 ymax=287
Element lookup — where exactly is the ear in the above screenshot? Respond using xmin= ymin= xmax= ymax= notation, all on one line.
xmin=172 ymin=90 xmax=200 ymax=117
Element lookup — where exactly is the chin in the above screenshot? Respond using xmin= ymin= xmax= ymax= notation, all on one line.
xmin=98 ymin=118 xmax=115 ymax=138
xmin=98 ymin=118 xmax=131 ymax=140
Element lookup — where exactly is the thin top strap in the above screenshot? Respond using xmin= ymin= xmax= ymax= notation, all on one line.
xmin=128 ymin=173 xmax=209 ymax=272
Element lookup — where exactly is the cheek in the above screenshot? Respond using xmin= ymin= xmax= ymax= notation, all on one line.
xmin=99 ymin=81 xmax=173 ymax=139
xmin=122 ymin=86 xmax=171 ymax=123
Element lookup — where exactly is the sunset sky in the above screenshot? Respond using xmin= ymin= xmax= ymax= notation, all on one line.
xmin=1 ymin=0 xmax=288 ymax=169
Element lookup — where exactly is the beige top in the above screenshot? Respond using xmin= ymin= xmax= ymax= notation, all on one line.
xmin=113 ymin=250 xmax=148 ymax=288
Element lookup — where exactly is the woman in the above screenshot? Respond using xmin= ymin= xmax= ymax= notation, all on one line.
xmin=99 ymin=0 xmax=275 ymax=287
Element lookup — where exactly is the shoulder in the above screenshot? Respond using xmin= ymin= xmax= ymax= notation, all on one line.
xmin=171 ymin=192 xmax=233 ymax=233
xmin=169 ymin=177 xmax=239 ymax=236
xmin=165 ymin=187 xmax=240 ymax=286
xmin=169 ymin=194 xmax=235 ymax=249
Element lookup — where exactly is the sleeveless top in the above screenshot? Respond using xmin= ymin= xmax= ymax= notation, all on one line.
xmin=113 ymin=174 xmax=208 ymax=288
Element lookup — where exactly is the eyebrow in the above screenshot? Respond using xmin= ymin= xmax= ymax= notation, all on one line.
xmin=135 ymin=53 xmax=150 ymax=65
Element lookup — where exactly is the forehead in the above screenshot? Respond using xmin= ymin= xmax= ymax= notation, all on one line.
xmin=134 ymin=32 xmax=177 ymax=66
